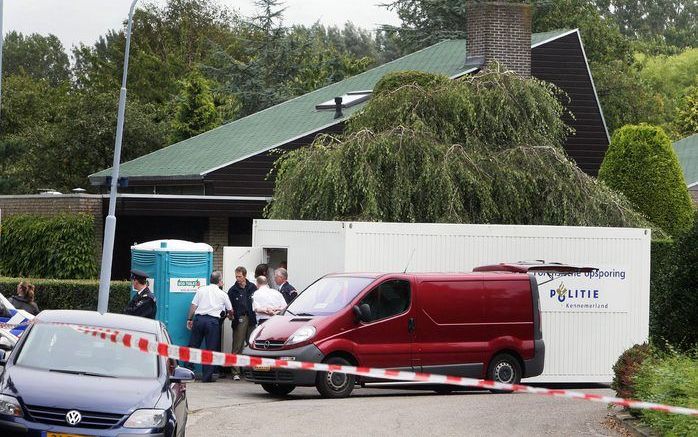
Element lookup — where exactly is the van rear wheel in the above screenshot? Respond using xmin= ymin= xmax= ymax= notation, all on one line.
xmin=486 ymin=353 xmax=522 ymax=393
xmin=261 ymin=383 xmax=296 ymax=396
xmin=316 ymin=357 xmax=355 ymax=398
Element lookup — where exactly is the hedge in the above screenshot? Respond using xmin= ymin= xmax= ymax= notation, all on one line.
xmin=598 ymin=124 xmax=694 ymax=237
xmin=0 ymin=213 xmax=98 ymax=279
xmin=611 ymin=343 xmax=652 ymax=403
xmin=0 ymin=277 xmax=131 ymax=313
xmin=634 ymin=351 xmax=698 ymax=435
xmin=649 ymin=239 xmax=676 ymax=344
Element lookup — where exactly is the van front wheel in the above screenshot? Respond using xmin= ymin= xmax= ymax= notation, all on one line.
xmin=486 ymin=353 xmax=521 ymax=393
xmin=316 ymin=357 xmax=355 ymax=398
xmin=261 ymin=383 xmax=296 ymax=396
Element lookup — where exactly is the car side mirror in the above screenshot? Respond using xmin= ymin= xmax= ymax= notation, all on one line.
xmin=170 ymin=366 xmax=195 ymax=383
xmin=0 ymin=350 xmax=8 ymax=365
xmin=352 ymin=304 xmax=372 ymax=323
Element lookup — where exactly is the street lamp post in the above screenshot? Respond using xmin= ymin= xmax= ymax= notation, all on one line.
xmin=97 ymin=0 xmax=139 ymax=314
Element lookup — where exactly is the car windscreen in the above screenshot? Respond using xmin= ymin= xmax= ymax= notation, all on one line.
xmin=15 ymin=324 xmax=158 ymax=379
xmin=286 ymin=276 xmax=374 ymax=316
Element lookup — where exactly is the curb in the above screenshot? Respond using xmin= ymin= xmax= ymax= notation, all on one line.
xmin=610 ymin=410 xmax=658 ymax=437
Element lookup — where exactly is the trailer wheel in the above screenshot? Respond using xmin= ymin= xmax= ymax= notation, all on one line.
xmin=316 ymin=357 xmax=355 ymax=398
xmin=261 ymin=383 xmax=296 ymax=396
xmin=486 ymin=353 xmax=521 ymax=393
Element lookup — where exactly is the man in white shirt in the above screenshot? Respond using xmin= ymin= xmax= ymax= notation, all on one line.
xmin=186 ymin=271 xmax=233 ymax=382
xmin=252 ymin=275 xmax=286 ymax=324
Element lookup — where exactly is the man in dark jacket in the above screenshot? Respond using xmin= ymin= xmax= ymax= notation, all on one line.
xmin=274 ymin=267 xmax=297 ymax=304
xmin=124 ymin=269 xmax=157 ymax=319
xmin=227 ymin=266 xmax=257 ymax=380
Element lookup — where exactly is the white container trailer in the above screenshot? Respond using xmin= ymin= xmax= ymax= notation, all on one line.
xmin=223 ymin=219 xmax=651 ymax=383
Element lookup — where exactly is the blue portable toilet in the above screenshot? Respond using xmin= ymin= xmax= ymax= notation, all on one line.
xmin=130 ymin=240 xmax=213 ymax=347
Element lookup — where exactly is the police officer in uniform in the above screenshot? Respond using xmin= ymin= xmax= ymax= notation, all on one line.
xmin=124 ymin=269 xmax=157 ymax=319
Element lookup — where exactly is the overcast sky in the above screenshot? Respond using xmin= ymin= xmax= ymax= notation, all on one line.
xmin=4 ymin=0 xmax=401 ymax=50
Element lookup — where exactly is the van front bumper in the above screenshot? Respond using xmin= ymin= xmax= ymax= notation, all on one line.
xmin=241 ymin=344 xmax=324 ymax=386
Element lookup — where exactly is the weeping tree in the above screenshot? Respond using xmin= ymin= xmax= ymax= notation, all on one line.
xmin=266 ymin=67 xmax=661 ymax=233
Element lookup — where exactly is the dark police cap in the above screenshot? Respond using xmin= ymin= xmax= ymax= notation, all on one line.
xmin=130 ymin=269 xmax=148 ymax=280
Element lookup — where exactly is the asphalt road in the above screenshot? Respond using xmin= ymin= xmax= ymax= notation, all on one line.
xmin=185 ymin=379 xmax=622 ymax=436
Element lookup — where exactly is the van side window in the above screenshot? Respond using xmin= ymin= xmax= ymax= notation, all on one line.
xmin=359 ymin=280 xmax=410 ymax=322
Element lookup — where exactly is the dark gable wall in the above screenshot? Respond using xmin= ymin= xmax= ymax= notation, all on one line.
xmin=531 ymin=31 xmax=609 ymax=176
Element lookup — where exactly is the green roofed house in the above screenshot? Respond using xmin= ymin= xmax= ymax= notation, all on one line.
xmin=84 ymin=3 xmax=611 ymax=277
xmin=673 ymin=133 xmax=698 ymax=204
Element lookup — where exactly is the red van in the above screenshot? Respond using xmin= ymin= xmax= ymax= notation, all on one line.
xmin=242 ymin=272 xmax=544 ymax=398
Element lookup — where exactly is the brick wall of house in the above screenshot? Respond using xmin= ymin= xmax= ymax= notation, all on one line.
xmin=204 ymin=217 xmax=228 ymax=272
xmin=0 ymin=194 xmax=105 ymax=264
xmin=466 ymin=2 xmax=532 ymax=77
xmin=690 ymin=186 xmax=698 ymax=205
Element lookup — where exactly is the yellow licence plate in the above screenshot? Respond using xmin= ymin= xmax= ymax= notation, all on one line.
xmin=46 ymin=433 xmax=90 ymax=437
xmin=254 ymin=365 xmax=271 ymax=371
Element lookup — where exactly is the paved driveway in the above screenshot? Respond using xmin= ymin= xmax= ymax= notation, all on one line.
xmin=185 ymin=380 xmax=622 ymax=436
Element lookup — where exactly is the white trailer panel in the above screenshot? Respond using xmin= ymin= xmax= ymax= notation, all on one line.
xmin=223 ymin=219 xmax=650 ymax=383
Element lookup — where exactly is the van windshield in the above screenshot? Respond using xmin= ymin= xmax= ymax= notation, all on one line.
xmin=286 ymin=276 xmax=374 ymax=316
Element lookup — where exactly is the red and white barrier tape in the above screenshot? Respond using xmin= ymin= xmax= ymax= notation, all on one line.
xmin=66 ymin=324 xmax=698 ymax=417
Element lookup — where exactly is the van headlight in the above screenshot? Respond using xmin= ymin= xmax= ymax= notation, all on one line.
xmin=286 ymin=326 xmax=316 ymax=346
xmin=248 ymin=325 xmax=263 ymax=345
xmin=124 ymin=409 xmax=166 ymax=428
xmin=0 ymin=394 xmax=23 ymax=417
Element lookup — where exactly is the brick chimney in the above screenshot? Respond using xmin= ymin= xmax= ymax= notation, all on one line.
xmin=465 ymin=1 xmax=532 ymax=77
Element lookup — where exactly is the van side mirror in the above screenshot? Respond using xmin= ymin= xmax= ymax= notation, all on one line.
xmin=353 ymin=304 xmax=372 ymax=323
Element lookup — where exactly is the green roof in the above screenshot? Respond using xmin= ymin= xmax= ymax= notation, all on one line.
xmin=673 ymin=133 xmax=698 ymax=187
xmin=90 ymin=29 xmax=576 ymax=182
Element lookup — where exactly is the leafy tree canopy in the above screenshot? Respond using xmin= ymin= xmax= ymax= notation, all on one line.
xmin=675 ymin=86 xmax=698 ymax=137
xmin=171 ymin=70 xmax=222 ymax=142
xmin=2 ymin=31 xmax=70 ymax=85
xmin=268 ymin=69 xmax=659 ymax=234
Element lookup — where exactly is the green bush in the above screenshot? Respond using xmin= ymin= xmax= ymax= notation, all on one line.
xmin=599 ymin=124 xmax=694 ymax=237
xmin=611 ymin=343 xmax=652 ymax=402
xmin=649 ymin=239 xmax=677 ymax=343
xmin=372 ymin=70 xmax=451 ymax=96
xmin=634 ymin=351 xmax=698 ymax=436
xmin=0 ymin=277 xmax=131 ymax=313
xmin=664 ymin=213 xmax=698 ymax=349
xmin=0 ymin=213 xmax=98 ymax=279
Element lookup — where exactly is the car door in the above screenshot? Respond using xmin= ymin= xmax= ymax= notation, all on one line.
xmin=162 ymin=327 xmax=187 ymax=434
xmin=343 ymin=278 xmax=415 ymax=369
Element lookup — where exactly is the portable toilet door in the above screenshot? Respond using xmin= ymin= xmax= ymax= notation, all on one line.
xmin=165 ymin=242 xmax=213 ymax=347
xmin=131 ymin=240 xmax=213 ymax=347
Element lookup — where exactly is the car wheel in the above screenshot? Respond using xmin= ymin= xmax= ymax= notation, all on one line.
xmin=315 ymin=357 xmax=355 ymax=398
xmin=261 ymin=383 xmax=296 ymax=396
xmin=486 ymin=353 xmax=522 ymax=393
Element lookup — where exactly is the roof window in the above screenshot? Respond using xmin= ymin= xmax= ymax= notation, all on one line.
xmin=316 ymin=90 xmax=372 ymax=110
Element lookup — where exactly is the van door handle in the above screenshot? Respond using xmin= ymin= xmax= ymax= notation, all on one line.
xmin=407 ymin=318 xmax=415 ymax=333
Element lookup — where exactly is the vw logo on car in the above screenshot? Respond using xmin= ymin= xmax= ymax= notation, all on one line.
xmin=65 ymin=410 xmax=82 ymax=426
